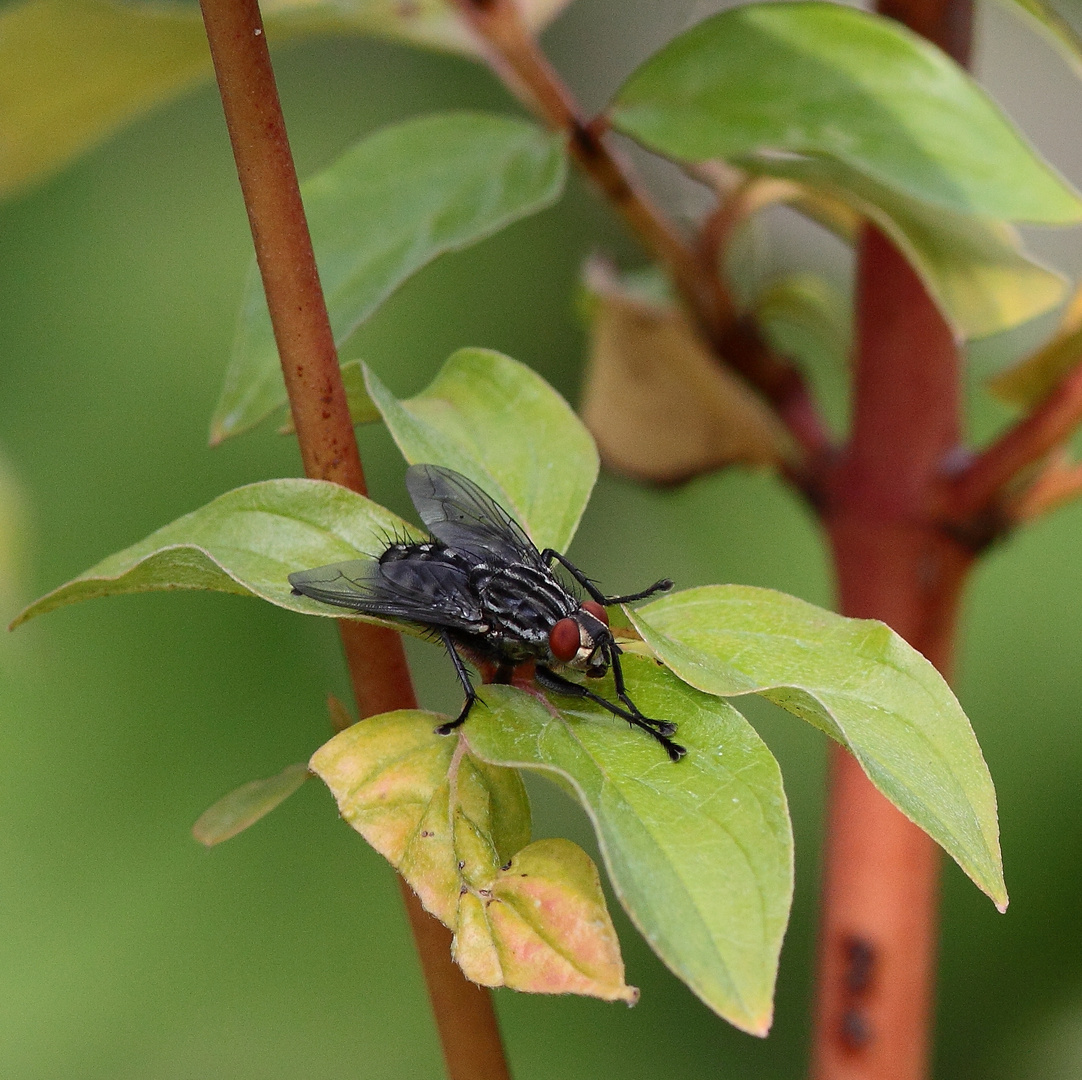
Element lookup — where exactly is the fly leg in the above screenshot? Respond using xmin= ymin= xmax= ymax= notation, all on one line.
xmin=535 ymin=664 xmax=686 ymax=762
xmin=540 ymin=549 xmax=672 ymax=606
xmin=434 ymin=630 xmax=481 ymax=736
xmin=603 ymin=643 xmax=677 ymax=737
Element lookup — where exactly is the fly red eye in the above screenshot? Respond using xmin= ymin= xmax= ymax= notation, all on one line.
xmin=549 ymin=618 xmax=580 ymax=662
xmin=581 ymin=600 xmax=609 ymax=626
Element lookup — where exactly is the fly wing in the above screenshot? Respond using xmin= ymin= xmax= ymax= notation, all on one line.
xmin=288 ymin=556 xmax=486 ymax=632
xmin=406 ymin=464 xmax=542 ymax=566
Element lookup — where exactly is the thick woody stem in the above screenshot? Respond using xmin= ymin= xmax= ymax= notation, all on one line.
xmin=814 ymin=231 xmax=973 ymax=1078
xmin=197 ymin=3 xmax=511 ymax=1077
xmin=808 ymin=0 xmax=977 ymax=1072
xmin=449 ymin=0 xmax=832 ymax=471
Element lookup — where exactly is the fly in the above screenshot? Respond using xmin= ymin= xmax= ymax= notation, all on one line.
xmin=289 ymin=464 xmax=685 ymax=761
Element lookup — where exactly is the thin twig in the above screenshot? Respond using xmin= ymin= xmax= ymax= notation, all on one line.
xmin=197 ymin=3 xmax=511 ymax=1077
xmin=449 ymin=0 xmax=833 ymax=475
xmin=1006 ymin=449 xmax=1082 ymax=522
xmin=947 ymin=357 xmax=1082 ymax=521
xmin=697 ymin=175 xmax=803 ymax=270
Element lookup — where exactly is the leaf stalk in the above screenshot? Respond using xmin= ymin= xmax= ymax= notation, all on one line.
xmin=448 ymin=0 xmax=833 ymax=483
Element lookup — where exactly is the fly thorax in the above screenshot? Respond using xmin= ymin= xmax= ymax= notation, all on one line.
xmin=471 ymin=563 xmax=575 ymax=645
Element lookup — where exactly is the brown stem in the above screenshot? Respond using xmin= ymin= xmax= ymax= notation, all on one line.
xmin=814 ymin=228 xmax=975 ymax=1080
xmin=197 ymin=3 xmax=510 ymax=1077
xmin=449 ymin=0 xmax=832 ymax=473
xmin=809 ymin=1 xmax=977 ymax=1073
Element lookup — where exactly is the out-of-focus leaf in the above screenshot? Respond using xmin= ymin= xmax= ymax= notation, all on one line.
xmin=756 ymin=156 xmax=1065 ymax=339
xmin=611 ymin=1 xmax=1082 ymax=224
xmin=987 ymin=316 xmax=1082 ymax=407
xmin=364 ymin=348 xmax=598 ymax=553
xmin=310 ymin=710 xmax=635 ymax=1001
xmin=278 ymin=360 xmax=381 ymax=433
xmin=465 ymin=657 xmax=794 ymax=1035
xmin=578 ymin=262 xmax=794 ymax=483
xmin=212 ymin=114 xmax=567 ymax=442
xmin=995 ymin=0 xmax=1082 ymax=71
xmin=0 ymin=449 xmax=28 ymax=615
xmin=631 ymin=585 xmax=1007 ymax=911
xmin=192 ymin=762 xmax=310 ymax=846
xmin=0 ymin=0 xmax=576 ymax=199
xmin=754 ymin=272 xmax=851 ymax=376
xmin=0 ymin=0 xmax=209 ymax=199
xmin=10 ymin=479 xmax=418 ymax=629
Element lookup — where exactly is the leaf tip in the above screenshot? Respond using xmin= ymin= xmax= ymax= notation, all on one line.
xmin=8 ymin=602 xmax=37 ymax=631
xmin=745 ymin=1009 xmax=773 ymax=1038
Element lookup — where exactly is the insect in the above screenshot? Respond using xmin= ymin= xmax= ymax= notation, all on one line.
xmin=289 ymin=464 xmax=686 ymax=760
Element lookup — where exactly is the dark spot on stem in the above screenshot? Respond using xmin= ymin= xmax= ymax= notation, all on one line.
xmin=840 ymin=1009 xmax=871 ymax=1051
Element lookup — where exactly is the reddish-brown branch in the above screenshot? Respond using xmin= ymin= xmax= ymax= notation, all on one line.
xmin=197 ymin=3 xmax=510 ymax=1077
xmin=449 ymin=0 xmax=832 ymax=473
xmin=1006 ymin=449 xmax=1082 ymax=522
xmin=948 ymin=357 xmax=1082 ymax=521
xmin=815 ymin=225 xmax=975 ymax=1080
xmin=808 ymin=1 xmax=978 ymax=1074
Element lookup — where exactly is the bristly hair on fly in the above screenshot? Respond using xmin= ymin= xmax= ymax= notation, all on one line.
xmin=289 ymin=464 xmax=684 ymax=760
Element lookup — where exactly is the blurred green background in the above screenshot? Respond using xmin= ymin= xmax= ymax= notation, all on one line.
xmin=3 ymin=2 xmax=1082 ymax=1077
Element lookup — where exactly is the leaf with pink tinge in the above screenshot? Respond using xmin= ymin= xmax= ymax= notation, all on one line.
xmin=310 ymin=710 xmax=635 ymax=1001
xmin=455 ymin=838 xmax=637 ymax=1002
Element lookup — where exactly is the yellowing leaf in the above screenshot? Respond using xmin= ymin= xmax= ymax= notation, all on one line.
xmin=0 ymin=0 xmax=576 ymax=199
xmin=579 ymin=262 xmax=795 ymax=483
xmin=0 ymin=0 xmax=209 ymax=198
xmin=454 ymin=837 xmax=637 ymax=1003
xmin=310 ymin=710 xmax=635 ymax=1001
xmin=987 ymin=320 xmax=1082 ymax=407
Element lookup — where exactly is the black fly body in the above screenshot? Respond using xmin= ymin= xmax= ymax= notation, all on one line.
xmin=289 ymin=464 xmax=685 ymax=760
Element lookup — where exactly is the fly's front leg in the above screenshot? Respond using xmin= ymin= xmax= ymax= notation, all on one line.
xmin=434 ymin=630 xmax=481 ymax=735
xmin=540 ymin=548 xmax=608 ymax=605
xmin=535 ymin=665 xmax=686 ymax=762
xmin=606 ymin=644 xmax=677 ymax=736
xmin=540 ymin=549 xmax=672 ymax=606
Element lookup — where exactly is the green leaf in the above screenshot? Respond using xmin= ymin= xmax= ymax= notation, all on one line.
xmin=0 ymin=0 xmax=210 ymax=199
xmin=192 ymin=762 xmax=310 ymax=847
xmin=0 ymin=0 xmax=576 ymax=200
xmin=630 ymin=585 xmax=1007 ymax=911
xmin=364 ymin=348 xmax=599 ymax=553
xmin=611 ymin=1 xmax=1082 ymax=224
xmin=758 ymin=157 xmax=1065 ymax=339
xmin=11 ymin=479 xmax=418 ymax=629
xmin=464 ymin=657 xmax=794 ymax=1035
xmin=212 ymin=114 xmax=567 ymax=442
xmin=310 ymin=710 xmax=636 ymax=1001
xmin=754 ymin=272 xmax=850 ymax=376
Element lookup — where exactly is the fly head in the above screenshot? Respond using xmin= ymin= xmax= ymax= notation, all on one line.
xmin=547 ymin=600 xmax=613 ymax=675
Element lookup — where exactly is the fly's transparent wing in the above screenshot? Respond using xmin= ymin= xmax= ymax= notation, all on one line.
xmin=406 ymin=464 xmax=542 ymax=566
xmin=288 ymin=555 xmax=486 ymax=631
